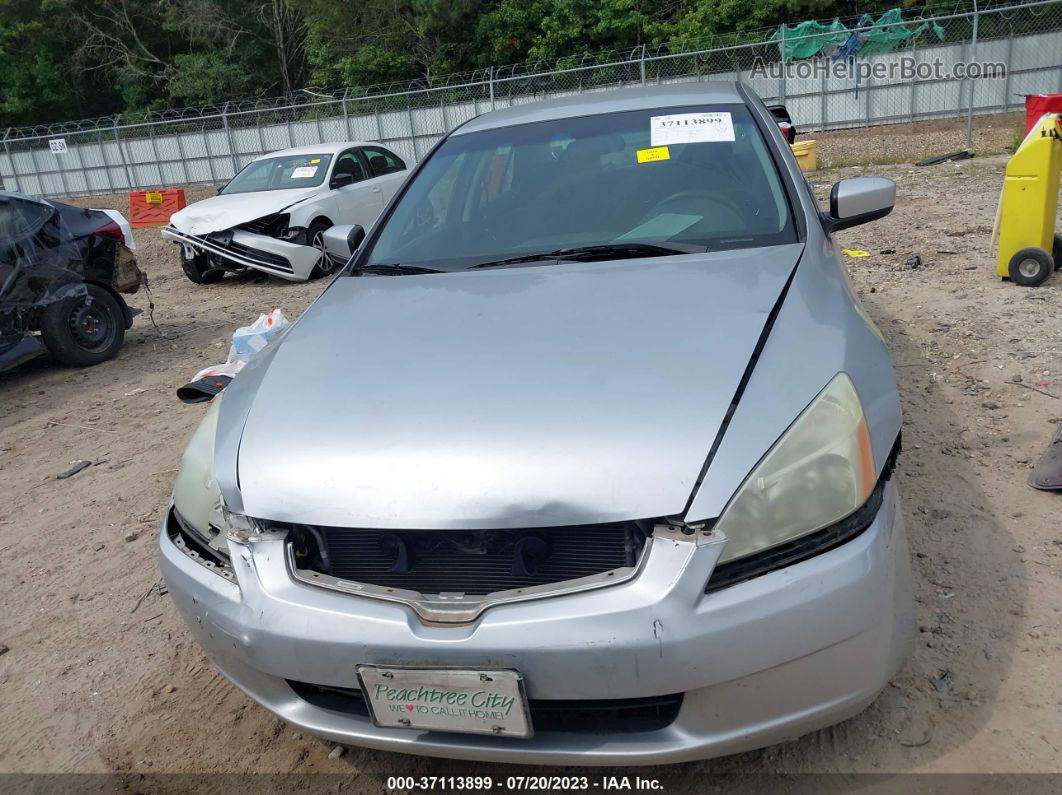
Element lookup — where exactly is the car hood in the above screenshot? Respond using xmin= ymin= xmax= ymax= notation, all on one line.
xmin=168 ymin=188 xmax=320 ymax=235
xmin=227 ymin=245 xmax=803 ymax=529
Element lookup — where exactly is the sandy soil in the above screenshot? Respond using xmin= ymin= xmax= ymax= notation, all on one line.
xmin=0 ymin=155 xmax=1060 ymax=787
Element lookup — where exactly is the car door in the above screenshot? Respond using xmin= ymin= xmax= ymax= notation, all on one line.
xmin=327 ymin=148 xmax=379 ymax=227
xmin=359 ymin=146 xmax=408 ymax=208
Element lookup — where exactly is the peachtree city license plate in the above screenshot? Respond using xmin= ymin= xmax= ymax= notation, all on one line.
xmin=357 ymin=666 xmax=533 ymax=738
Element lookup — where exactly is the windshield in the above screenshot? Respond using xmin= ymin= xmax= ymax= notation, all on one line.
xmin=221 ymin=153 xmax=334 ymax=194
xmin=363 ymin=105 xmax=795 ymax=271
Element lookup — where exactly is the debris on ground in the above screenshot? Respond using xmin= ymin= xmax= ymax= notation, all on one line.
xmin=915 ymin=149 xmax=974 ymax=167
xmin=930 ymin=669 xmax=954 ymax=693
xmin=56 ymin=460 xmax=91 ymax=479
xmin=328 ymin=745 xmax=345 ymax=760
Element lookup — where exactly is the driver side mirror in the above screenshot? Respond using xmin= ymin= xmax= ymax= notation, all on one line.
xmin=330 ymin=173 xmax=355 ymax=189
xmin=826 ymin=176 xmax=895 ymax=231
xmin=320 ymin=224 xmax=365 ymax=263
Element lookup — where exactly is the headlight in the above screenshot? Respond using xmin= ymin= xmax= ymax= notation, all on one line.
xmin=172 ymin=397 xmax=223 ymax=539
xmin=714 ymin=373 xmax=876 ymax=564
xmin=172 ymin=397 xmax=254 ymax=553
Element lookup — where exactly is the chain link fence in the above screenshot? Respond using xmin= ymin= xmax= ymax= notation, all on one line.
xmin=3 ymin=0 xmax=1061 ymax=198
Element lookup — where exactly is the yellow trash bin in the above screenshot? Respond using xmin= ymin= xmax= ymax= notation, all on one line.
xmin=994 ymin=113 xmax=1062 ymax=286
xmin=791 ymin=139 xmax=817 ymax=172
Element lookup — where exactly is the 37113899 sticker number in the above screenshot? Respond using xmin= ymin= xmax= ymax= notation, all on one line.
xmin=650 ymin=112 xmax=734 ymax=146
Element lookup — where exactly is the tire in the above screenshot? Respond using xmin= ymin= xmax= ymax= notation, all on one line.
xmin=308 ymin=220 xmax=337 ymax=279
xmin=39 ymin=283 xmax=125 ymax=367
xmin=1053 ymin=234 xmax=1062 ymax=270
xmin=1008 ymin=247 xmax=1054 ymax=287
xmin=180 ymin=247 xmax=224 ymax=284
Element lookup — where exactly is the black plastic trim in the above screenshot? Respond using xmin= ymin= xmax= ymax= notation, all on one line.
xmin=286 ymin=681 xmax=683 ymax=735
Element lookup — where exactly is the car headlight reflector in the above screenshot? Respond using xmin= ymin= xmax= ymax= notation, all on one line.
xmin=714 ymin=373 xmax=876 ymax=564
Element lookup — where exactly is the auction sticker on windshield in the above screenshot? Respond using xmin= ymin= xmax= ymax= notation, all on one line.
xmin=651 ymin=112 xmax=735 ymax=145
xmin=357 ymin=666 xmax=533 ymax=738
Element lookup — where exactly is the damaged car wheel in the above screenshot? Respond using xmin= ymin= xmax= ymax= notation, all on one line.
xmin=181 ymin=248 xmax=225 ymax=284
xmin=39 ymin=283 xmax=125 ymax=367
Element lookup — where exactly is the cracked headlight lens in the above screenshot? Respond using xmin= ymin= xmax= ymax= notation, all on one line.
xmin=714 ymin=373 xmax=876 ymax=564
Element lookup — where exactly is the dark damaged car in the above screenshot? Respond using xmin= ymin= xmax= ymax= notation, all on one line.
xmin=1 ymin=191 xmax=144 ymax=372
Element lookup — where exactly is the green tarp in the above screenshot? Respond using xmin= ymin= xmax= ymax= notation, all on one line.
xmin=769 ymin=8 xmax=946 ymax=62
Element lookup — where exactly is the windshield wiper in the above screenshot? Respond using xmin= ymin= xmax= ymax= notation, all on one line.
xmin=469 ymin=242 xmax=701 ymax=270
xmin=350 ymin=263 xmax=443 ymax=276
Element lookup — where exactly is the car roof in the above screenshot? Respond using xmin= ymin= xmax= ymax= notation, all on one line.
xmin=250 ymin=141 xmax=384 ymax=161
xmin=0 ymin=190 xmax=53 ymax=206
xmin=453 ymin=82 xmax=746 ymax=136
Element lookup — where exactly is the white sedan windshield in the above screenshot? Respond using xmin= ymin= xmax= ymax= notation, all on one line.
xmin=222 ymin=153 xmax=334 ymax=194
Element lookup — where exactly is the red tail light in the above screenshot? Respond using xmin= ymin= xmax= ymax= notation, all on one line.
xmin=96 ymin=221 xmax=125 ymax=242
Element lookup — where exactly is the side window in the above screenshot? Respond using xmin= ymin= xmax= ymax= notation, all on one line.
xmin=362 ymin=147 xmax=406 ymax=177
xmin=332 ymin=150 xmax=368 ymax=185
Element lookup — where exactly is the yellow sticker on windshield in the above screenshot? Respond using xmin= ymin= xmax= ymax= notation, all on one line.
xmin=309 ymin=159 xmax=321 ymax=163
xmin=637 ymin=146 xmax=670 ymax=163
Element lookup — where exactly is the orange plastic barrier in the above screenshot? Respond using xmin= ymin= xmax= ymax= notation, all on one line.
xmin=128 ymin=189 xmax=186 ymax=228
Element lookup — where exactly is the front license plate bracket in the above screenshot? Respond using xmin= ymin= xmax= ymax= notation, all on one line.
xmin=356 ymin=665 xmax=533 ymax=739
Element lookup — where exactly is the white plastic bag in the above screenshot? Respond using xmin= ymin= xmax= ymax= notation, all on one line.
xmin=228 ymin=307 xmax=290 ymax=363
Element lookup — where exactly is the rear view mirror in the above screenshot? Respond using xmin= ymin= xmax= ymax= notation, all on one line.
xmin=827 ymin=177 xmax=895 ymax=231
xmin=321 ymin=224 xmax=365 ymax=263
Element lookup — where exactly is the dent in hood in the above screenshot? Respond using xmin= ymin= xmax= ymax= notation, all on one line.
xmin=217 ymin=245 xmax=804 ymax=529
xmin=168 ymin=188 xmax=319 ymax=235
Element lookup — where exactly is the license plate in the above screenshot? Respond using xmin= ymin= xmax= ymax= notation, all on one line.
xmin=357 ymin=666 xmax=533 ymax=738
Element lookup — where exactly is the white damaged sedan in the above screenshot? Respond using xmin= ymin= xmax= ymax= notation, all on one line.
xmin=162 ymin=142 xmax=407 ymax=283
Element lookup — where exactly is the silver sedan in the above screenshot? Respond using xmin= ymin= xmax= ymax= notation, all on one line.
xmin=159 ymin=82 xmax=912 ymax=765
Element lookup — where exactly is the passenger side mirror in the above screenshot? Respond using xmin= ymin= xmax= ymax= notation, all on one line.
xmin=826 ymin=177 xmax=895 ymax=231
xmin=320 ymin=224 xmax=365 ymax=263
xmin=331 ymin=173 xmax=355 ymax=189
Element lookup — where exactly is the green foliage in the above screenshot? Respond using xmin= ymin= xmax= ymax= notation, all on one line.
xmin=0 ymin=0 xmax=1021 ymax=128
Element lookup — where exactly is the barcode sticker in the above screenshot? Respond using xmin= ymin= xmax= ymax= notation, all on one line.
xmin=650 ymin=112 xmax=734 ymax=145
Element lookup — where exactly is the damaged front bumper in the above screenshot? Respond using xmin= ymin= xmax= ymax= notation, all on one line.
xmin=161 ymin=225 xmax=321 ymax=282
xmin=158 ymin=481 xmax=913 ymax=765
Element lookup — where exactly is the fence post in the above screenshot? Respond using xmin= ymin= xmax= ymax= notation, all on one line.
xmin=173 ymin=123 xmax=192 ymax=185
xmin=222 ymin=103 xmax=239 ymax=177
xmin=965 ymin=1 xmax=979 ymax=150
xmin=1 ymin=128 xmax=20 ymax=194
xmin=112 ymin=118 xmax=134 ymax=190
xmin=640 ymin=45 xmax=647 ymax=85
xmin=342 ymin=89 xmax=352 ymax=138
xmin=779 ymin=25 xmax=787 ymax=105
xmin=146 ymin=121 xmax=164 ymax=186
xmin=407 ymin=95 xmax=418 ymax=159
xmin=202 ymin=119 xmax=219 ymax=183
xmin=489 ymin=67 xmax=496 ymax=110
xmin=98 ymin=128 xmax=114 ymax=193
xmin=1001 ymin=28 xmax=1014 ymax=112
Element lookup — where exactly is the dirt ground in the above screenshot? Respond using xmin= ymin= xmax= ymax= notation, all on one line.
xmin=1 ymin=151 xmax=1060 ymax=788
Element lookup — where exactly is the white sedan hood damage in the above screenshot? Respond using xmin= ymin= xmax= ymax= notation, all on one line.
xmin=168 ymin=188 xmax=319 ymax=235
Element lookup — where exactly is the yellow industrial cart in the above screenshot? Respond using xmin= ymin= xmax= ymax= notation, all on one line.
xmin=995 ymin=113 xmax=1062 ymax=286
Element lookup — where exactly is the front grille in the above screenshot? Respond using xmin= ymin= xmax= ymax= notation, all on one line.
xmin=290 ymin=523 xmax=645 ymax=596
xmin=287 ymin=681 xmax=682 ymax=735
